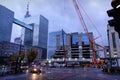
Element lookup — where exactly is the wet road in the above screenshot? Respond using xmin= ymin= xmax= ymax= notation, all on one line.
xmin=0 ymin=68 xmax=120 ymax=80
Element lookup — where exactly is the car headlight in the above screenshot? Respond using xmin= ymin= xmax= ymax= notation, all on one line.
xmin=20 ymin=66 xmax=23 ymax=69
xmin=33 ymin=68 xmax=37 ymax=71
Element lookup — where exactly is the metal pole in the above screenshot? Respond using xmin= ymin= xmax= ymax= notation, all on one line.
xmin=62 ymin=29 xmax=65 ymax=50
xmin=18 ymin=39 xmax=22 ymax=72
xmin=15 ymin=35 xmax=22 ymax=73
xmin=62 ymin=29 xmax=66 ymax=64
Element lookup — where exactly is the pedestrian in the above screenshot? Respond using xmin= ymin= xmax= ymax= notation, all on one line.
xmin=46 ymin=61 xmax=49 ymax=70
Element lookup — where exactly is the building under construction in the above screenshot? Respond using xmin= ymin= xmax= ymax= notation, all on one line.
xmin=50 ymin=31 xmax=100 ymax=67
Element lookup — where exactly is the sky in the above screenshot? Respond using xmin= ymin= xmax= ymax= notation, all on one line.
xmin=0 ymin=0 xmax=112 ymax=46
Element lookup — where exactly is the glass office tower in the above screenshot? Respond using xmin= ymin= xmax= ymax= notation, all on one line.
xmin=47 ymin=30 xmax=66 ymax=59
xmin=38 ymin=15 xmax=48 ymax=49
xmin=23 ymin=15 xmax=48 ymax=59
xmin=0 ymin=5 xmax=14 ymax=42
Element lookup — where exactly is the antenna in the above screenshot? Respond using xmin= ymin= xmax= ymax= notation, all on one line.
xmin=24 ymin=0 xmax=31 ymax=18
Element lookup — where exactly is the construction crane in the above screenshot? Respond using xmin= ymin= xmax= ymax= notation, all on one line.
xmin=72 ymin=0 xmax=104 ymax=65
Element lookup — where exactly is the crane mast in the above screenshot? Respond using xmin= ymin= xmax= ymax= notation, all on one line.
xmin=72 ymin=0 xmax=97 ymax=64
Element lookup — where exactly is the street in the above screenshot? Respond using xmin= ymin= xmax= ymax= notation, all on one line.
xmin=0 ymin=68 xmax=120 ymax=80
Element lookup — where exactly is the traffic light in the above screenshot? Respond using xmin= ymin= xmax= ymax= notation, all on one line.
xmin=107 ymin=0 xmax=120 ymax=34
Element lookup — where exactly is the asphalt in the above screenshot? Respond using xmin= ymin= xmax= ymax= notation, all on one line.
xmin=0 ymin=68 xmax=120 ymax=80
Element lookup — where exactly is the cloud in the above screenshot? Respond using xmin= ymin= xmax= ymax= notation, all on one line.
xmin=0 ymin=0 xmax=111 ymax=45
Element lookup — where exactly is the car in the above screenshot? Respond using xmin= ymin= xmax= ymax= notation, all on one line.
xmin=30 ymin=66 xmax=41 ymax=73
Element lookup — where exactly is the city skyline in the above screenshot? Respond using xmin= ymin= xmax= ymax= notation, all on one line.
xmin=0 ymin=0 xmax=112 ymax=46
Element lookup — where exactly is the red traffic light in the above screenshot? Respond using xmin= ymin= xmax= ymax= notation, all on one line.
xmin=111 ymin=0 xmax=120 ymax=9
xmin=112 ymin=0 xmax=116 ymax=2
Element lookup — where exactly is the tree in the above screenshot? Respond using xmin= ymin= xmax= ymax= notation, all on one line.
xmin=27 ymin=49 xmax=38 ymax=65
xmin=9 ymin=54 xmax=18 ymax=62
xmin=20 ymin=51 xmax=25 ymax=60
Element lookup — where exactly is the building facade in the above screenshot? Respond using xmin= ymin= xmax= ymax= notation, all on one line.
xmin=47 ymin=30 xmax=66 ymax=59
xmin=0 ymin=4 xmax=48 ymax=61
xmin=0 ymin=41 xmax=43 ymax=62
xmin=107 ymin=25 xmax=120 ymax=66
xmin=24 ymin=24 xmax=33 ymax=46
xmin=104 ymin=46 xmax=110 ymax=58
xmin=107 ymin=25 xmax=120 ymax=58
xmin=23 ymin=15 xmax=49 ymax=59
xmin=0 ymin=5 xmax=14 ymax=42
xmin=49 ymin=31 xmax=97 ymax=64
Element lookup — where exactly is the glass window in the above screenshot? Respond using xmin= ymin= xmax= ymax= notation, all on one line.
xmin=71 ymin=33 xmax=78 ymax=46
xmin=82 ymin=33 xmax=90 ymax=45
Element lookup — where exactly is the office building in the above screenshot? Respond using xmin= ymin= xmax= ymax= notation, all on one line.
xmin=0 ymin=4 xmax=48 ymax=61
xmin=47 ymin=30 xmax=66 ymax=59
xmin=0 ymin=5 xmax=14 ymax=42
xmin=24 ymin=24 xmax=33 ymax=46
xmin=50 ymin=31 xmax=96 ymax=65
xmin=0 ymin=41 xmax=43 ymax=64
xmin=22 ymin=2 xmax=49 ymax=59
xmin=107 ymin=25 xmax=120 ymax=66
xmin=104 ymin=46 xmax=110 ymax=58
xmin=23 ymin=15 xmax=48 ymax=59
xmin=107 ymin=25 xmax=120 ymax=57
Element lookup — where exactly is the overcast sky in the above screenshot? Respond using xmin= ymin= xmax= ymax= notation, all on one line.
xmin=0 ymin=0 xmax=112 ymax=46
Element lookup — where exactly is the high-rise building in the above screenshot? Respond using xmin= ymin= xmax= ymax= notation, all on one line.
xmin=24 ymin=23 xmax=33 ymax=46
xmin=0 ymin=4 xmax=49 ymax=62
xmin=38 ymin=15 xmax=48 ymax=49
xmin=107 ymin=25 xmax=120 ymax=67
xmin=0 ymin=5 xmax=14 ymax=42
xmin=22 ymin=2 xmax=49 ymax=59
xmin=47 ymin=30 xmax=66 ymax=59
xmin=49 ymin=31 xmax=96 ymax=65
xmin=23 ymin=16 xmax=48 ymax=59
xmin=107 ymin=25 xmax=120 ymax=58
